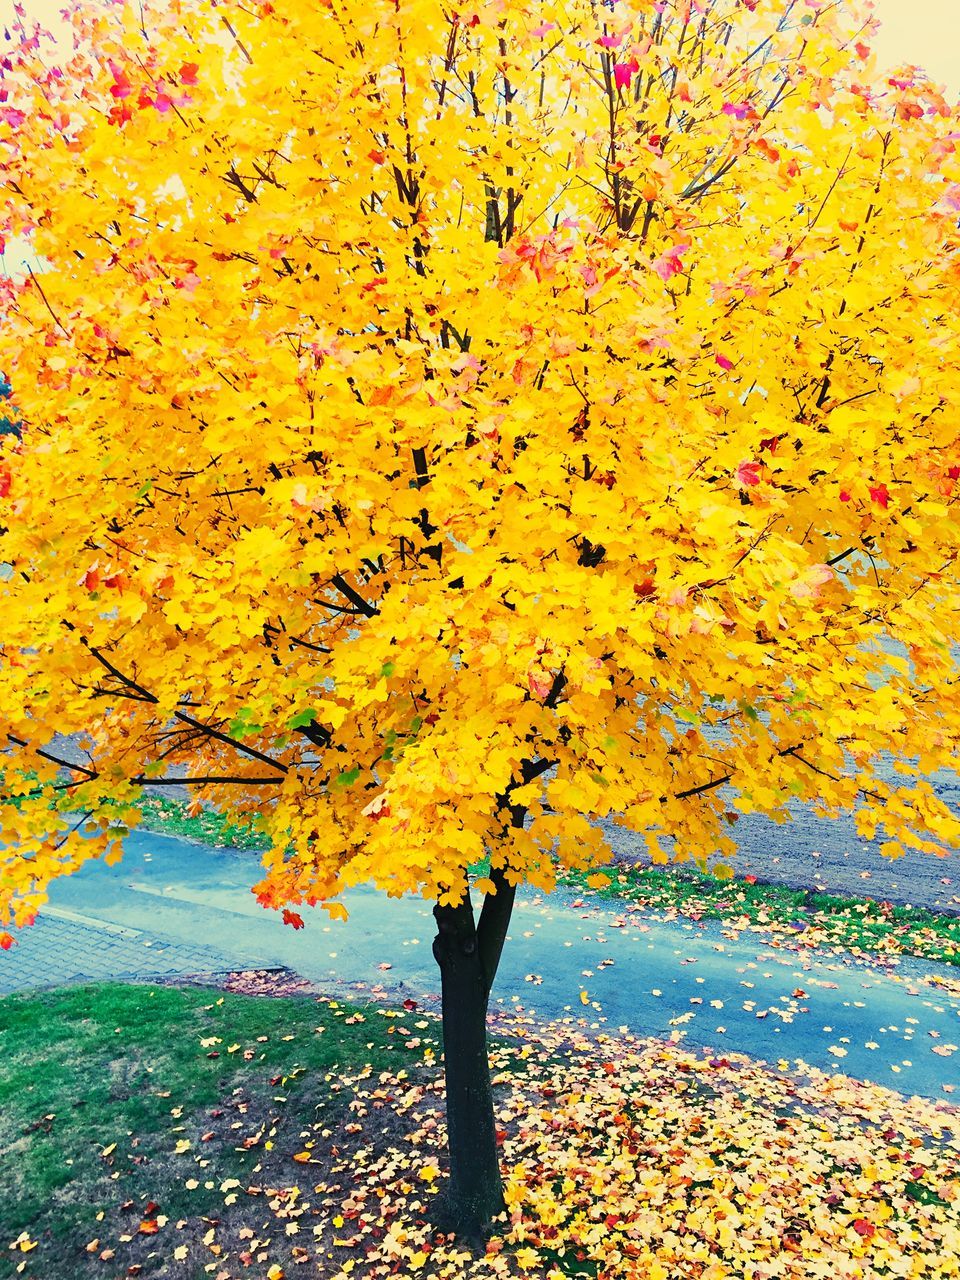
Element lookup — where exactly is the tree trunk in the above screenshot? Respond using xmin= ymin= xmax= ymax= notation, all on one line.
xmin=432 ymin=865 xmax=516 ymax=1235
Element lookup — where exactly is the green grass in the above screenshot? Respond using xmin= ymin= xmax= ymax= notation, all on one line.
xmin=137 ymin=794 xmax=265 ymax=850
xmin=560 ymin=862 xmax=960 ymax=965
xmin=0 ymin=983 xmax=433 ymax=1278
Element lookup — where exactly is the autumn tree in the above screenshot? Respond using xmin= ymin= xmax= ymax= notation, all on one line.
xmin=2 ymin=0 xmax=960 ymax=1231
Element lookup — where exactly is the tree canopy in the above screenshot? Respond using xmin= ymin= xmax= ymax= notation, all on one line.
xmin=1 ymin=0 xmax=959 ymax=938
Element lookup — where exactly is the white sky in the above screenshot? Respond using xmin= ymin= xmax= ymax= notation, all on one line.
xmin=2 ymin=0 xmax=958 ymax=88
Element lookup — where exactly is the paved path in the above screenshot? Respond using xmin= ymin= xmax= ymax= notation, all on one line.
xmin=1 ymin=829 xmax=958 ymax=1103
xmin=0 ymin=905 xmax=236 ymax=996
xmin=605 ymin=804 xmax=960 ymax=914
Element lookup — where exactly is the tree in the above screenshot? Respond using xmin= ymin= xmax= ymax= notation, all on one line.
xmin=1 ymin=0 xmax=959 ymax=1233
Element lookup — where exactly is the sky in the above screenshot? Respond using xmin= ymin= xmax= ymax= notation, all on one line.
xmin=869 ymin=0 xmax=960 ymax=88
xmin=0 ymin=0 xmax=958 ymax=88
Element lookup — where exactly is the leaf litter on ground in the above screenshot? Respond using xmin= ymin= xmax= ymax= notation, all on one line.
xmin=4 ymin=984 xmax=959 ymax=1280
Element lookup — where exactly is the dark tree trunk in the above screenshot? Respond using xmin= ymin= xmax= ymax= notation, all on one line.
xmin=432 ymin=864 xmax=517 ymax=1235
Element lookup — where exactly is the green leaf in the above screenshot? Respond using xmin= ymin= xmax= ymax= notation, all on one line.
xmin=289 ymin=709 xmax=318 ymax=729
xmin=229 ymin=708 xmax=263 ymax=739
xmin=904 ymin=1181 xmax=949 ymax=1207
xmin=334 ymin=766 xmax=360 ymax=787
xmin=381 ymin=661 xmax=395 ymax=677
xmin=135 ymin=479 xmax=154 ymax=500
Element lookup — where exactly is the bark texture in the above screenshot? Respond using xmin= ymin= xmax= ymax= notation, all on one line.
xmin=432 ymin=864 xmax=516 ymax=1232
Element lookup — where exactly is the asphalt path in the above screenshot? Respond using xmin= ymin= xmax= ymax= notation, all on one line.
xmin=5 ymin=828 xmax=957 ymax=1103
xmin=601 ymin=800 xmax=960 ymax=913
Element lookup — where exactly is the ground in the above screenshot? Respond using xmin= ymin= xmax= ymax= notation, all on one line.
xmin=2 ymin=978 xmax=959 ymax=1280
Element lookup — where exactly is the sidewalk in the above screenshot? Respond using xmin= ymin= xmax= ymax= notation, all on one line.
xmin=0 ymin=905 xmax=236 ymax=996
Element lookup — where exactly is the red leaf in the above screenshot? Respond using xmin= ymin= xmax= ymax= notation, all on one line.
xmin=633 ymin=577 xmax=656 ymax=599
xmin=0 ymin=932 xmax=13 ymax=950
xmin=736 ymin=460 xmax=761 ymax=487
xmin=108 ymin=62 xmax=132 ymax=99
xmin=0 ymin=467 xmax=10 ymax=498
xmin=869 ymin=483 xmax=890 ymax=509
xmin=715 ymin=352 xmax=733 ymax=371
xmin=179 ymin=62 xmax=199 ymax=85
xmin=282 ymin=909 xmax=305 ymax=930
xmin=839 ymin=489 xmax=852 ymax=502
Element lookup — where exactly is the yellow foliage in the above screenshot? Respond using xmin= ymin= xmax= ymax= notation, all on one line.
xmin=0 ymin=0 xmax=958 ymax=928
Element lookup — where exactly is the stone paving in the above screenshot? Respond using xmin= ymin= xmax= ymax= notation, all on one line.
xmin=0 ymin=905 xmax=235 ymax=995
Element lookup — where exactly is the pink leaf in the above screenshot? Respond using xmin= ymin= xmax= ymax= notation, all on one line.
xmin=531 ymin=22 xmax=556 ymax=38
xmin=736 ymin=461 xmax=761 ymax=487
xmin=715 ymin=353 xmax=733 ymax=371
xmin=614 ymin=59 xmax=638 ymax=90
xmin=528 ymin=671 xmax=552 ymax=700
xmin=722 ymin=101 xmax=750 ymax=120
xmin=598 ymin=34 xmax=622 ymax=48
xmin=651 ymin=243 xmax=689 ymax=282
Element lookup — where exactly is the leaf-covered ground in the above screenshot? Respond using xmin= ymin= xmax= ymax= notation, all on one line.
xmin=3 ymin=981 xmax=959 ymax=1280
xmin=562 ymin=864 xmax=960 ymax=969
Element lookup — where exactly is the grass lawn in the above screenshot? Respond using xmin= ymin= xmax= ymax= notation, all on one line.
xmin=0 ymin=981 xmax=435 ymax=1280
xmin=3 ymin=982 xmax=959 ymax=1280
xmin=562 ymin=862 xmax=960 ymax=967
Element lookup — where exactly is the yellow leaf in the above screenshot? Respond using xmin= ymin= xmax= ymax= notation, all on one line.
xmin=585 ymin=872 xmax=610 ymax=889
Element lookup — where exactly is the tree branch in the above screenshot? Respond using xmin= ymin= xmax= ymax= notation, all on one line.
xmin=173 ymin=711 xmax=288 ymax=773
xmin=329 ymin=573 xmax=379 ymax=617
xmin=131 ymin=775 xmax=284 ymax=786
xmin=5 ymin=734 xmax=97 ymax=778
xmin=476 ymin=863 xmax=516 ymax=995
